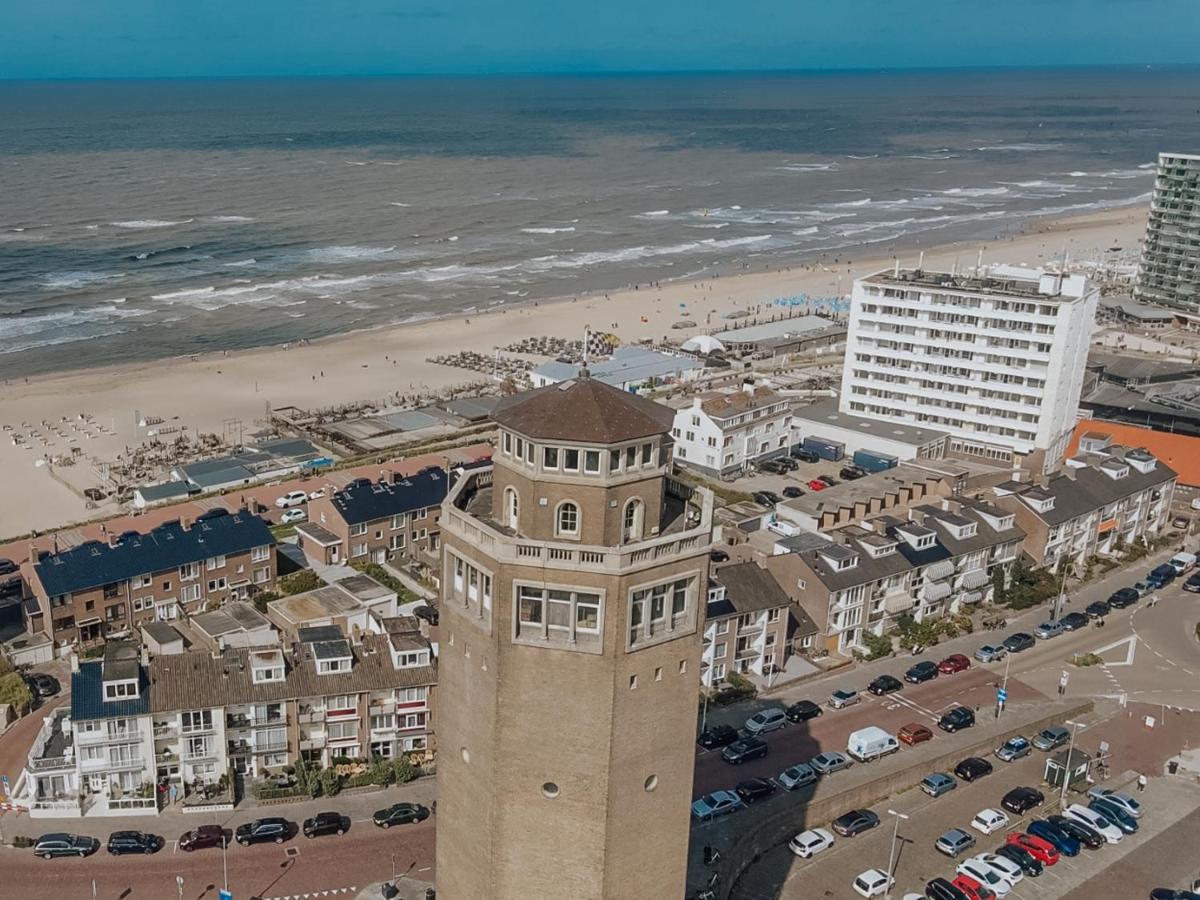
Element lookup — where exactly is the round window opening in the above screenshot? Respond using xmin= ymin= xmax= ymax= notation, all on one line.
xmin=644 ymin=775 xmax=659 ymax=792
xmin=542 ymin=782 xmax=560 ymax=799
xmin=460 ymin=747 xmax=470 ymax=764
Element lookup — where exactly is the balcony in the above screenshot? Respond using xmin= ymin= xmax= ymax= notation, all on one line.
xmin=298 ymin=709 xmax=326 ymax=724
xmin=184 ymin=749 xmax=218 ymax=763
xmin=299 ymin=737 xmax=326 ymax=751
xmin=30 ymin=755 xmax=73 ymax=772
xmin=226 ymin=714 xmax=251 ymax=730
xmin=155 ymin=751 xmax=179 ymax=765
xmin=254 ymin=738 xmax=288 ymax=753
xmin=326 ymin=707 xmax=358 ymax=720
xmin=153 ymin=723 xmax=177 ymax=740
xmin=251 ymin=713 xmax=286 ymax=728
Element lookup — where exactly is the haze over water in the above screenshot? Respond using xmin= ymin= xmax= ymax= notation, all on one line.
xmin=1 ymin=67 xmax=1197 ymax=378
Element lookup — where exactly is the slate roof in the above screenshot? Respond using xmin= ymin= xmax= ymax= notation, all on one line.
xmin=34 ymin=511 xmax=274 ymax=597
xmin=1007 ymin=456 xmax=1176 ymax=527
xmin=328 ymin=467 xmax=447 ymax=526
xmin=491 ymin=374 xmax=674 ymax=443
xmin=136 ymin=482 xmax=194 ymax=502
xmin=711 ymin=562 xmax=793 ymax=615
xmin=72 ymin=659 xmax=150 ymax=722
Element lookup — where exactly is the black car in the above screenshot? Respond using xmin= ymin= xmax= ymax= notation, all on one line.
xmin=953 ymin=757 xmax=993 ymax=782
xmin=1001 ymin=786 xmax=1045 ymax=814
xmin=1003 ymin=632 xmax=1036 ymax=653
xmin=994 ymin=843 xmax=1043 ymax=877
xmin=1148 ymin=564 xmax=1178 ymax=587
xmin=373 ymin=803 xmax=430 ymax=828
xmin=775 ymin=457 xmax=799 ymax=472
xmin=302 ymin=811 xmax=350 ymax=838
xmin=1150 ymin=891 xmax=1200 ymax=900
xmin=106 ymin=831 xmax=162 ymax=855
xmin=709 ymin=549 xmax=731 ymax=563
xmin=235 ymin=817 xmax=293 ymax=846
xmin=752 ymin=491 xmax=781 ymax=507
xmin=1085 ymin=600 xmax=1111 ymax=619
xmin=1048 ymin=815 xmax=1104 ymax=850
xmin=25 ymin=673 xmax=61 ymax=699
xmin=784 ymin=699 xmax=823 ymax=723
xmin=831 ymin=808 xmax=880 ymax=837
xmin=412 ymin=604 xmax=439 ymax=626
xmin=33 ymin=833 xmax=99 ymax=858
xmin=697 ymin=723 xmax=740 ymax=749
xmin=782 ymin=486 xmax=805 ymax=499
xmin=839 ymin=465 xmax=867 ymax=480
xmin=722 ymin=737 xmax=769 ymax=765
xmin=937 ymin=706 xmax=975 ymax=733
xmin=925 ymin=877 xmax=972 ymax=900
xmin=0 ymin=558 xmax=16 ymax=576
xmin=735 ymin=777 xmax=777 ymax=803
xmin=1059 ymin=612 xmax=1089 ymax=631
xmin=790 ymin=446 xmax=819 ymax=463
xmin=817 ymin=475 xmax=837 ymax=487
xmin=904 ymin=660 xmax=939 ymax=683
xmin=1108 ymin=587 xmax=1140 ymax=609
xmin=1185 ymin=572 xmax=1200 ymax=594
xmin=757 ymin=459 xmax=790 ymax=476
xmin=868 ymin=674 xmax=903 ymax=696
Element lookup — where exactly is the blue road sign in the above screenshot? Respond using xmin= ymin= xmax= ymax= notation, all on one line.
xmin=219 ymin=891 xmax=232 ymax=900
xmin=997 ymin=688 xmax=1008 ymax=703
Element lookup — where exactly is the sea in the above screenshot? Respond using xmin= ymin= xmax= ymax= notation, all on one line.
xmin=1 ymin=67 xmax=1198 ymax=378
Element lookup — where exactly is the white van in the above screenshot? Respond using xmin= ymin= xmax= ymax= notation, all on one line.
xmin=847 ymin=725 xmax=900 ymax=763
xmin=1169 ymin=552 xmax=1197 ymax=574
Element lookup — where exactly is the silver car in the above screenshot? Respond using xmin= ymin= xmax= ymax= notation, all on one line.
xmin=935 ymin=828 xmax=976 ymax=858
xmin=1032 ymin=725 xmax=1070 ymax=751
xmin=1035 ymin=620 xmax=1064 ymax=639
xmin=829 ymin=689 xmax=860 ymax=709
xmin=810 ymin=751 xmax=851 ymax=775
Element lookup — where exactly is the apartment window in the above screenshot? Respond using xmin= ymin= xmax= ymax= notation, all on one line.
xmin=584 ymin=450 xmax=601 ymax=473
xmin=390 ymin=513 xmax=407 ymax=530
xmin=105 ymin=603 xmax=124 ymax=622
xmin=370 ymin=713 xmax=395 ymax=731
xmin=103 ymin=681 xmax=138 ymax=701
xmin=179 ymin=562 xmax=199 ymax=581
xmin=182 ymin=710 xmax=213 ymax=733
xmin=713 ymin=641 xmax=727 ymax=659
xmin=251 ymin=545 xmax=270 ymax=562
xmin=254 ymin=567 xmax=271 ymax=584
xmin=206 ymin=555 xmax=226 ymax=570
xmin=328 ymin=721 xmax=357 ymax=740
xmin=767 ymin=608 xmax=782 ymax=623
xmin=328 ymin=695 xmax=355 ymax=715
xmin=351 ymin=542 xmax=368 ymax=558
xmin=399 ymin=686 xmax=428 ymax=704
xmin=134 ymin=574 xmax=152 ymax=589
xmin=370 ymin=741 xmax=395 ymax=759
xmin=398 ymin=650 xmax=430 ymax=667
xmin=712 ymin=664 xmax=726 ymax=680
xmin=390 ymin=534 xmax=406 ymax=551
xmin=555 ymin=501 xmax=580 ymax=537
xmin=543 ymin=447 xmax=560 ymax=469
xmin=207 ymin=577 xmax=227 ymax=592
xmin=402 ymin=736 xmax=427 ymax=752
xmin=349 ymin=523 xmax=367 ymax=537
xmin=400 ymin=713 xmax=426 ymax=729
xmin=715 ymin=620 xmax=730 ymax=635
xmin=252 ymin=664 xmax=284 ymax=684
xmin=318 ymin=658 xmax=351 ymax=674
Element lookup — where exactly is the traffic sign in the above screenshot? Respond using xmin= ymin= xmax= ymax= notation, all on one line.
xmin=996 ymin=688 xmax=1008 ymax=703
xmin=219 ymin=891 xmax=233 ymax=900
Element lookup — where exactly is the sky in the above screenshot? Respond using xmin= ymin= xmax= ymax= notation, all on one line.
xmin=1 ymin=0 xmax=1197 ymax=79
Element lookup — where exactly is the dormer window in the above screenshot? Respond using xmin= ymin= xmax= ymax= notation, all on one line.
xmin=950 ymin=523 xmax=978 ymax=540
xmin=915 ymin=534 xmax=935 ymax=549
xmin=1104 ymin=464 xmax=1129 ymax=480
xmin=835 ymin=556 xmax=857 ymax=571
xmin=103 ymin=679 xmax=139 ymax=701
xmin=1024 ymin=494 xmax=1056 ymax=513
xmin=397 ymin=650 xmax=430 ymax=667
xmin=317 ymin=657 xmax=351 ymax=675
xmin=250 ymin=649 xmax=286 ymax=684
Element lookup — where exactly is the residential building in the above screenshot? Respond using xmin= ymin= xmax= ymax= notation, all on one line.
xmin=1097 ymin=295 xmax=1176 ymax=330
xmin=672 ymin=384 xmax=794 ymax=477
xmin=843 ymin=265 xmax=1098 ymax=468
xmin=1135 ymin=152 xmax=1200 ymax=311
xmin=300 ymin=467 xmax=446 ymax=573
xmin=528 ymin=345 xmax=703 ymax=391
xmin=28 ymin=510 xmax=276 ymax=649
xmin=1066 ymin=420 xmax=1200 ymax=489
xmin=437 ymin=372 xmax=713 ymax=900
xmin=190 ymin=601 xmax=277 ymax=651
xmin=994 ymin=444 xmax=1176 ymax=569
xmin=265 ymin=574 xmax=399 ymax=644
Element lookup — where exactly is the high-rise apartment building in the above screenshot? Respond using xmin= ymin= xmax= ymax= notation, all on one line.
xmin=1136 ymin=152 xmax=1200 ymax=310
xmin=841 ymin=265 xmax=1097 ymax=469
xmin=436 ymin=373 xmax=713 ymax=900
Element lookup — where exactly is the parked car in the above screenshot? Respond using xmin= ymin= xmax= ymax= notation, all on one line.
xmin=938 ymin=653 xmax=972 ymax=674
xmin=106 ymin=831 xmax=162 ymax=855
xmin=1147 ymin=564 xmax=1178 ymax=588
xmin=926 ymin=876 xmax=973 ymax=900
xmin=975 ymin=644 xmax=1007 ymax=663
xmin=818 ymin=474 xmax=837 ymax=486
xmin=905 ymin=660 xmax=939 ymax=683
xmin=1001 ymin=786 xmax=1044 ymax=814
xmin=1052 ymin=811 xmax=1112 ymax=847
xmin=752 ymin=491 xmax=781 ymax=507
xmin=0 ymin=558 xmax=17 ymax=576
xmin=235 ymin=817 xmax=294 ymax=845
xmin=1132 ymin=580 xmax=1155 ymax=597
xmin=1005 ymin=832 xmax=1059 ymax=865
xmin=790 ymin=446 xmax=820 ymax=463
xmin=951 ymin=873 xmax=997 ymax=900
xmin=1089 ymin=797 xmax=1139 ymax=834
xmin=956 ymin=857 xmax=1012 ymax=896
xmin=938 ymin=706 xmax=976 ymax=733
xmin=788 ymin=827 xmax=835 ymax=859
xmin=744 ymin=707 xmax=788 ymax=735
xmin=993 ymin=843 xmax=1043 ymax=878
xmin=785 ymin=699 xmax=823 ymax=722
xmin=1184 ymin=572 xmax=1200 ymax=593
xmin=970 ymin=808 xmax=1011 ymax=836
xmin=179 ymin=825 xmax=227 ymax=851
xmin=25 ymin=673 xmax=60 ymax=699
xmin=1059 ymin=612 xmax=1089 ymax=631
xmin=868 ymin=674 xmax=903 ymax=696
xmin=275 ymin=490 xmax=308 ymax=508
xmin=709 ymin=549 xmax=731 ymax=563
xmin=33 ymin=833 xmax=100 ymax=858
xmin=722 ymin=737 xmax=769 ymax=765
xmin=1150 ymin=891 xmax=1200 ymax=900
xmin=412 ymin=604 xmax=439 ymax=626
xmin=807 ymin=479 xmax=828 ymax=491
xmin=697 ymin=724 xmax=740 ymax=750
xmin=936 ymin=828 xmax=977 ymax=858
xmin=1002 ymin=633 xmax=1035 ymax=653
xmin=691 ymin=790 xmax=743 ymax=821
xmin=829 ymin=689 xmax=860 ymax=709
xmin=977 ymin=853 xmax=1024 ymax=888
xmin=1084 ymin=600 xmax=1111 ymax=619
xmin=757 ymin=459 xmax=790 ymax=476
xmin=921 ymin=772 xmax=958 ymax=798
xmin=1032 ymin=725 xmax=1070 ymax=751
xmin=810 ymin=750 xmax=851 ymax=775
xmin=1108 ymin=587 xmax=1141 ymax=608
xmin=840 ymin=465 xmax=867 ymax=480
xmin=853 ymin=868 xmax=894 ymax=898
xmin=735 ymin=777 xmax=777 ymax=803
xmin=775 ymin=456 xmax=799 ymax=472
xmin=1026 ymin=819 xmax=1079 ymax=856
xmin=782 ymin=486 xmax=805 ymax=499
xmin=1086 ymin=787 xmax=1142 ymax=819
xmin=898 ymin=723 xmax=934 ymax=746
xmin=280 ymin=508 xmax=307 ymax=524
xmin=372 ymin=803 xmax=430 ymax=828
xmin=778 ymin=763 xmax=818 ymax=791
xmin=955 ymin=757 xmax=994 ymax=782
xmin=302 ymin=811 xmax=350 ymax=838
xmin=832 ymin=808 xmax=880 ymax=837
xmin=994 ymin=736 xmax=1032 ymax=762
xmin=1034 ymin=620 xmax=1064 ymax=640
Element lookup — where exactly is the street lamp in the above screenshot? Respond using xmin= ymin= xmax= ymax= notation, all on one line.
xmin=1059 ymin=720 xmax=1086 ymax=810
xmin=176 ymin=874 xmax=184 ymax=900
xmin=996 ymin=650 xmax=1012 ymax=719
xmin=884 ymin=808 xmax=909 ymax=899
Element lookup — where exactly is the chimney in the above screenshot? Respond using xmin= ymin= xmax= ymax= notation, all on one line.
xmin=140 ymin=645 xmax=150 ymax=666
xmin=69 ymin=652 xmax=79 ymax=674
xmin=180 ymin=516 xmax=193 ymax=531
xmin=909 ymin=509 xmax=926 ymax=525
xmin=943 ymin=498 xmax=962 ymax=514
xmin=1063 ymin=466 xmax=1077 ymax=481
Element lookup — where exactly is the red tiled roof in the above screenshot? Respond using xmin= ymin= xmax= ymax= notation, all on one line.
xmin=1066 ymin=420 xmax=1200 ymax=487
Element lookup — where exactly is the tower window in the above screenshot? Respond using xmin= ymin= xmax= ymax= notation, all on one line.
xmin=543 ymin=447 xmax=559 ymax=469
xmin=515 ymin=584 xmax=602 ymax=648
xmin=584 ymin=450 xmax=601 ymax=473
xmin=555 ymin=501 xmax=580 ymax=537
xmin=563 ymin=449 xmax=580 ymax=471
xmin=622 ymin=498 xmax=644 ymax=542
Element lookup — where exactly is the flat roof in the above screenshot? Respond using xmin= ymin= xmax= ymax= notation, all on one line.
xmin=793 ymin=399 xmax=948 ymax=447
xmin=271 ymin=586 xmax=363 ymax=624
xmin=712 ymin=316 xmax=840 ymax=344
xmin=531 ymin=346 xmax=701 ymax=386
xmin=861 ymin=265 xmax=1090 ymax=301
xmin=779 ymin=463 xmax=944 ymax=519
xmin=336 ymin=574 xmax=393 ymax=602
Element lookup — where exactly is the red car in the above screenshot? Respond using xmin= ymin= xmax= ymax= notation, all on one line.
xmin=897 ymin=723 xmax=933 ymax=746
xmin=937 ymin=653 xmax=971 ymax=675
xmin=1005 ymin=831 xmax=1060 ymax=865
xmin=807 ymin=479 xmax=827 ymax=491
xmin=952 ymin=875 xmax=996 ymax=900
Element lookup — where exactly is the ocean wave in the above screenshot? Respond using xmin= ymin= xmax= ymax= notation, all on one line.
xmin=208 ymin=215 xmax=254 ymax=223
xmin=688 ymin=223 xmax=730 ymax=229
xmin=389 ymin=202 xmax=412 ymax=207
xmin=902 ymin=154 xmax=957 ymax=160
xmin=300 ymin=245 xmax=398 ymax=263
xmin=834 ymin=198 xmax=874 ymax=208
xmin=523 ymin=234 xmax=773 ymax=273
xmin=792 ymin=227 xmax=819 ymax=236
xmin=941 ymin=187 xmax=1010 ymax=197
xmin=224 ymin=258 xmax=258 ymax=267
xmin=772 ymin=163 xmax=838 ymax=173
xmin=521 ymin=227 xmax=576 ymax=234
xmin=972 ymin=143 xmax=1063 ymax=152
xmin=0 ymin=302 xmax=149 ymax=354
xmin=637 ymin=210 xmax=670 ymax=217
xmin=111 ymin=219 xmax=194 ymax=229
xmin=41 ymin=271 xmax=127 ymax=290
xmin=846 ymin=154 xmax=879 ymax=160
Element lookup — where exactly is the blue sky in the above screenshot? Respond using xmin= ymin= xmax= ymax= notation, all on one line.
xmin=1 ymin=0 xmax=1197 ymax=79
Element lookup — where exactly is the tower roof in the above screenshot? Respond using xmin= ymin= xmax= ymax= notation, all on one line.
xmin=492 ymin=374 xmax=674 ymax=444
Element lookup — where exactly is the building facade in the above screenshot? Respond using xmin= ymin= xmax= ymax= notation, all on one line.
xmin=436 ymin=374 xmax=713 ymax=900
xmin=1136 ymin=152 xmax=1200 ymax=311
xmin=672 ymin=384 xmax=794 ymax=477
xmin=842 ymin=266 xmax=1098 ymax=468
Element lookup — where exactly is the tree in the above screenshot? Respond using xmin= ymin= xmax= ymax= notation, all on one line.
xmin=319 ymin=768 xmax=341 ymax=797
xmin=0 ymin=672 xmax=32 ymax=714
xmin=991 ymin=566 xmax=1007 ymax=606
xmin=859 ymin=631 xmax=893 ymax=661
xmin=279 ymin=570 xmax=323 ymax=596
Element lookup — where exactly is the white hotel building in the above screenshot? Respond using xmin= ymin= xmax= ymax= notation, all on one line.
xmin=840 ymin=266 xmax=1097 ymax=469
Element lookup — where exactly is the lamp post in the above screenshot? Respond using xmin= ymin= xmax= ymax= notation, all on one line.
xmin=996 ymin=650 xmax=1012 ymax=719
xmin=176 ymin=874 xmax=184 ymax=900
xmin=884 ymin=808 xmax=909 ymax=899
xmin=1059 ymin=720 xmax=1086 ymax=810
xmin=222 ymin=828 xmax=229 ymax=893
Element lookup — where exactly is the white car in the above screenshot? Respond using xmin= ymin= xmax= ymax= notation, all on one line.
xmin=976 ymin=852 xmax=1024 ymax=887
xmin=691 ymin=790 xmax=742 ymax=821
xmin=788 ymin=827 xmax=834 ymax=859
xmin=275 ymin=490 xmax=308 ymax=509
xmin=1064 ymin=803 xmax=1124 ymax=843
xmin=280 ymin=508 xmax=307 ymax=524
xmin=744 ymin=707 xmax=787 ymax=735
xmin=307 ymin=488 xmax=326 ymax=500
xmin=853 ymin=868 xmax=894 ymax=898
xmin=970 ymin=808 xmax=1010 ymax=836
xmin=957 ymin=857 xmax=1011 ymax=896
xmin=1086 ymin=788 xmax=1143 ymax=819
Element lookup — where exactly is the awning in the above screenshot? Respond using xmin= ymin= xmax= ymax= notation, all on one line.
xmin=959 ymin=590 xmax=984 ymax=604
xmin=959 ymin=568 xmax=990 ymax=590
xmin=76 ymin=616 xmax=102 ymax=627
xmin=1098 ymin=518 xmax=1118 ymax=535
xmin=923 ymin=559 xmax=955 ymax=582
xmin=921 ymin=581 xmax=952 ymax=602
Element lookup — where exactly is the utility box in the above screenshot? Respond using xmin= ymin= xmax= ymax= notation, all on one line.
xmin=802 ymin=436 xmax=845 ymax=462
xmin=853 ymin=449 xmax=899 ymax=473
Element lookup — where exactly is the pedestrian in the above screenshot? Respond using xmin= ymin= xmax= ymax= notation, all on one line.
xmin=1137 ymin=773 xmax=1147 ymax=792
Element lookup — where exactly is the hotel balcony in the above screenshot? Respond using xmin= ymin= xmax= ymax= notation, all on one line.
xmin=298 ymin=709 xmax=326 ymax=724
xmin=155 ymin=750 xmax=180 ymax=765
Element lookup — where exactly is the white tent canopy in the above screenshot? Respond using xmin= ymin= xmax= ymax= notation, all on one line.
xmin=681 ymin=334 xmax=725 ymax=354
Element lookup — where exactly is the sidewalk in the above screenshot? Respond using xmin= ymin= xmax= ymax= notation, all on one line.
xmin=355 ymin=874 xmax=435 ymax=900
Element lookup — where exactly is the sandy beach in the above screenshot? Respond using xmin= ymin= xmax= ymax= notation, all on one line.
xmin=0 ymin=205 xmax=1146 ymax=538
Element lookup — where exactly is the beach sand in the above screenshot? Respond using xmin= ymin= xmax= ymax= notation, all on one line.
xmin=0 ymin=206 xmax=1146 ymax=538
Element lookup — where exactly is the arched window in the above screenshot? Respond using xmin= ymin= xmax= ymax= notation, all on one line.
xmin=556 ymin=501 xmax=580 ymax=537
xmin=622 ymin=498 xmax=644 ymax=542
xmin=504 ymin=487 xmax=519 ymax=530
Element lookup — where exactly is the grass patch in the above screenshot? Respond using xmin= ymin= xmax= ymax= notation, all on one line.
xmin=269 ymin=523 xmax=298 ymax=540
xmin=1069 ymin=652 xmax=1103 ymax=667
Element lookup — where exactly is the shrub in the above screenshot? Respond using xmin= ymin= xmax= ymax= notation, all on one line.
xmin=712 ymin=672 xmax=757 ymax=706
xmin=253 ymin=784 xmax=305 ymax=800
xmin=859 ymin=631 xmax=893 ymax=661
xmin=279 ymin=570 xmax=323 ymax=595
xmin=0 ymin=672 xmax=32 ymax=714
xmin=1069 ymin=652 xmax=1103 ymax=667
xmin=252 ymin=590 xmax=281 ymax=613
xmin=319 ymin=768 xmax=341 ymax=798
xmin=11 ymin=836 xmax=34 ymax=849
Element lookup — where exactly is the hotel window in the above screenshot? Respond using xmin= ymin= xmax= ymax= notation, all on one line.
xmin=252 ymin=545 xmax=270 ymax=562
xmin=584 ymin=450 xmax=601 ymax=473
xmin=555 ymin=502 xmax=580 ymax=537
xmin=543 ymin=447 xmax=559 ymax=470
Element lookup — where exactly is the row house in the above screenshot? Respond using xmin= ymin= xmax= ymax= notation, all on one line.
xmin=298 ymin=467 xmax=446 ymax=575
xmin=672 ymin=384 xmax=794 ymax=477
xmin=29 ymin=510 xmax=276 ymax=649
xmin=995 ymin=444 xmax=1176 ymax=569
xmin=766 ymin=499 xmax=1023 ymax=656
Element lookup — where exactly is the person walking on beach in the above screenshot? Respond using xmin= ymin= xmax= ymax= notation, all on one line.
xmin=1137 ymin=773 xmax=1147 ymax=792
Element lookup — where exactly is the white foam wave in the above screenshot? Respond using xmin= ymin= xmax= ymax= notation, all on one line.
xmin=521 ymin=227 xmax=576 ymax=234
xmin=209 ymin=215 xmax=254 ymax=223
xmin=224 ymin=258 xmax=258 ymax=268
xmin=941 ymin=187 xmax=1010 ymax=197
xmin=773 ymin=163 xmax=838 ymax=173
xmin=972 ymin=143 xmax=1063 ymax=152
xmin=638 ymin=210 xmax=670 ymax=217
xmin=41 ymin=271 xmax=126 ymax=290
xmin=0 ymin=303 xmax=149 ymax=354
xmin=301 ymin=245 xmax=398 ymax=263
xmin=523 ymin=234 xmax=773 ymax=274
xmin=389 ymin=202 xmax=412 ymax=207
xmin=792 ymin=227 xmax=819 ymax=236
xmin=111 ymin=219 xmax=194 ymax=229
xmin=688 ymin=223 xmax=730 ymax=229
